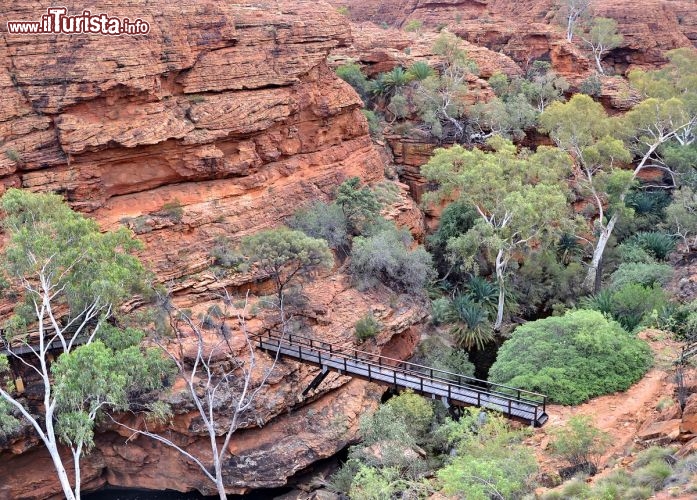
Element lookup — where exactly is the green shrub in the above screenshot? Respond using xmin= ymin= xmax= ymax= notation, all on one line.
xmin=336 ymin=177 xmax=382 ymax=235
xmin=361 ymin=110 xmax=383 ymax=139
xmin=287 ymin=200 xmax=349 ymax=251
xmin=430 ymin=297 xmax=454 ymax=325
xmin=559 ymin=478 xmax=592 ymax=498
xmin=489 ymin=309 xmax=653 ymax=405
xmin=633 ymin=446 xmax=676 ymax=469
xmin=209 ymin=237 xmax=244 ymax=268
xmin=159 ymin=199 xmax=184 ymax=222
xmin=632 ymin=460 xmax=672 ymax=491
xmin=609 ymin=262 xmax=673 ymax=290
xmin=387 ymin=93 xmax=409 ymax=120
xmin=327 ymin=459 xmax=361 ymax=494
xmin=549 ymin=415 xmax=611 ymax=469
xmin=609 ymin=283 xmax=668 ymax=331
xmin=354 ymin=401 xmax=428 ymax=477
xmin=593 ymin=469 xmax=633 ymax=498
xmin=583 ymin=283 xmax=668 ymax=332
xmin=412 ymin=337 xmax=475 ymax=379
xmin=404 ymin=19 xmax=423 ymax=33
xmin=349 ymin=465 xmax=401 ymax=500
xmin=630 ymin=232 xmax=676 ymax=261
xmin=406 ymin=61 xmax=434 ymax=81
xmin=437 ymin=409 xmax=538 ymax=500
xmin=384 ymin=390 xmax=434 ymax=439
xmin=579 ymin=74 xmax=602 ymax=97
xmin=616 ymin=242 xmax=656 ymax=264
xmin=580 ymin=288 xmax=613 ymax=316
xmin=660 ymin=300 xmax=697 ymax=338
xmin=354 ymin=314 xmax=380 ymax=342
xmin=336 ymin=62 xmax=370 ymax=104
xmin=622 ymin=486 xmax=653 ymax=499
xmin=350 ymin=226 xmax=435 ymax=293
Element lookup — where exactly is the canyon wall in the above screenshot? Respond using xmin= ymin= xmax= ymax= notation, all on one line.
xmin=0 ymin=1 xmax=426 ymax=497
xmin=330 ymin=0 xmax=697 ymax=74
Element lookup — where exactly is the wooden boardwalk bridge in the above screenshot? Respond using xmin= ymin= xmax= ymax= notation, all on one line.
xmin=254 ymin=330 xmax=548 ymax=427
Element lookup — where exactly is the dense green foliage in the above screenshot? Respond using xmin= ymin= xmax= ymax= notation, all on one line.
xmin=0 ymin=189 xmax=172 ymax=500
xmin=437 ymin=409 xmax=538 ymax=499
xmin=351 ymin=225 xmax=435 ymax=293
xmin=336 ymin=177 xmax=382 ymax=235
xmin=489 ymin=310 xmax=653 ymax=404
xmin=354 ymin=314 xmax=380 ymax=342
xmin=549 ymin=415 xmax=611 ymax=469
xmin=422 ymin=136 xmax=574 ymax=329
xmin=330 ymin=394 xmax=536 ymax=499
xmin=241 ymin=227 xmax=333 ymax=300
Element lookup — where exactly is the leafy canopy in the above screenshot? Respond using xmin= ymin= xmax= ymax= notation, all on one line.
xmin=437 ymin=409 xmax=538 ymax=500
xmin=241 ymin=227 xmax=333 ymax=297
xmin=489 ymin=309 xmax=652 ymax=405
xmin=0 ymin=189 xmax=171 ymax=453
xmin=1 ymin=188 xmax=148 ymax=321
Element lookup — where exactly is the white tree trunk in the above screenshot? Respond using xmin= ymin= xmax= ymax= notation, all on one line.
xmin=494 ymin=249 xmax=506 ymax=331
xmin=593 ymin=50 xmax=605 ymax=74
xmin=566 ymin=17 xmax=574 ymax=42
xmin=583 ymin=212 xmax=619 ymax=291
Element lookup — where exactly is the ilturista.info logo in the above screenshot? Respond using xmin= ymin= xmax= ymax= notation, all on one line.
xmin=6 ymin=7 xmax=150 ymax=35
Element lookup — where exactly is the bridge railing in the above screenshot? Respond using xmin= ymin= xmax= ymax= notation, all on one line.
xmin=252 ymin=329 xmax=546 ymax=415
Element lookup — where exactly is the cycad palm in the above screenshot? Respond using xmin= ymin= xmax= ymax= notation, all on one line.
xmin=450 ymin=295 xmax=495 ymax=350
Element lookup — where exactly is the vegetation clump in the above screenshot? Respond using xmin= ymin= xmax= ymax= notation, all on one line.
xmin=489 ymin=309 xmax=652 ymax=405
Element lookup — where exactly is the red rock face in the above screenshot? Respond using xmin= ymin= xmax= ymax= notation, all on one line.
xmin=0 ymin=1 xmax=427 ymax=498
xmin=329 ymin=0 xmax=697 ymax=74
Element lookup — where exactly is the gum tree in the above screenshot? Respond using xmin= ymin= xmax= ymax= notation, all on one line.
xmin=582 ymin=17 xmax=623 ymax=75
xmin=0 ymin=189 xmax=170 ymax=500
xmin=114 ymin=292 xmax=283 ymax=500
xmin=557 ymin=0 xmax=591 ymax=42
xmin=542 ymin=51 xmax=697 ymax=289
xmin=422 ymin=137 xmax=573 ymax=330
xmin=115 ymin=228 xmax=332 ymax=500
xmin=540 ymin=94 xmax=632 ymax=291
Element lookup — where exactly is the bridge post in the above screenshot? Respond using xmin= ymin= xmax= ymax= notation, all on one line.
xmin=508 ymin=398 xmax=512 ymax=416
xmin=368 ymin=363 xmax=372 ymax=382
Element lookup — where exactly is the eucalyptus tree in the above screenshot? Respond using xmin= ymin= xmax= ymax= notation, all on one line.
xmin=581 ymin=17 xmax=623 ymax=75
xmin=541 ymin=50 xmax=697 ymax=289
xmin=115 ymin=227 xmax=333 ymax=499
xmin=413 ymin=32 xmax=478 ymax=139
xmin=540 ymin=94 xmax=632 ymax=291
xmin=556 ymin=0 xmax=591 ymax=42
xmin=421 ymin=137 xmax=574 ymax=330
xmin=114 ymin=293 xmax=282 ymax=500
xmin=0 ymin=189 xmax=170 ymax=500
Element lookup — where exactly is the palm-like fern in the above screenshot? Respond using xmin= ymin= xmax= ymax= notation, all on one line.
xmin=406 ymin=61 xmax=434 ymax=81
xmin=450 ymin=295 xmax=494 ymax=350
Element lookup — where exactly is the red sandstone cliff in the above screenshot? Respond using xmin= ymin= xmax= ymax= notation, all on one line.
xmin=329 ymin=0 xmax=697 ymax=75
xmin=0 ymin=1 xmax=426 ymax=498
